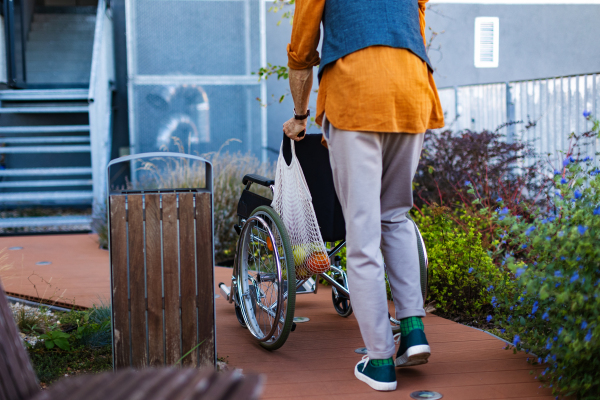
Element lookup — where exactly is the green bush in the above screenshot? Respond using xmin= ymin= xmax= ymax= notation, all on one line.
xmin=413 ymin=206 xmax=507 ymax=320
xmin=492 ymin=157 xmax=600 ymax=399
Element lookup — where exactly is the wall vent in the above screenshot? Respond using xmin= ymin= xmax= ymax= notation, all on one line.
xmin=474 ymin=17 xmax=499 ymax=68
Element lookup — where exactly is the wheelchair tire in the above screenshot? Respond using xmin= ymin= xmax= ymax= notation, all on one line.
xmin=235 ymin=206 xmax=296 ymax=351
xmin=331 ymin=277 xmax=353 ymax=317
xmin=407 ymin=215 xmax=428 ymax=303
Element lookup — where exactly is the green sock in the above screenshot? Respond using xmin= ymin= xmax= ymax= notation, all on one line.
xmin=400 ymin=316 xmax=424 ymax=336
xmin=370 ymin=358 xmax=394 ymax=367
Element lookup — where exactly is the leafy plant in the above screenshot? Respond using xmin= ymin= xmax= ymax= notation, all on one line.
xmin=413 ymin=206 xmax=508 ymax=320
xmin=39 ymin=329 xmax=71 ymax=351
xmin=491 ymin=124 xmax=600 ymax=398
xmin=414 ymin=129 xmax=550 ymax=250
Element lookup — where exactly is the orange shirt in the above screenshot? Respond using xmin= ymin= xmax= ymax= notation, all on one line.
xmin=287 ymin=0 xmax=444 ymax=134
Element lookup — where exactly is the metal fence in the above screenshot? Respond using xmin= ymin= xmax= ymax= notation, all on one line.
xmin=125 ymin=0 xmax=267 ymax=161
xmin=438 ymin=73 xmax=600 ymax=163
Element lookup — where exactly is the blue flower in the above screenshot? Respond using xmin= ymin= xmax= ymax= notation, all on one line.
xmin=510 ymin=306 xmax=513 ymax=311
xmin=513 ymin=335 xmax=520 ymax=346
xmin=549 ymin=216 xmax=556 ymax=222
xmin=554 ymin=271 xmax=562 ymax=277
xmin=592 ymin=169 xmax=600 ymax=176
xmin=542 ymin=312 xmax=549 ymax=320
xmin=465 ymin=180 xmax=471 ymax=186
xmin=563 ymin=158 xmax=570 ymax=167
xmin=487 ymin=285 xmax=494 ymax=291
xmin=594 ymin=207 xmax=600 ymax=216
xmin=558 ymin=231 xmax=565 ymax=237
xmin=578 ymin=226 xmax=588 ymax=235
xmin=531 ymin=301 xmax=539 ymax=314
xmin=468 ymin=267 xmax=474 ymax=273
xmin=487 ymin=315 xmax=492 ymax=323
xmin=525 ymin=226 xmax=536 ymax=236
xmin=556 ymin=282 xmax=561 ymax=287
xmin=558 ymin=327 xmax=563 ymax=335
xmin=545 ymin=236 xmax=551 ymax=241
xmin=508 ymin=315 xmax=513 ymax=322
xmin=581 ymin=321 xmax=587 ymax=329
xmin=516 ymin=268 xmax=526 ymax=277
xmin=521 ymin=244 xmax=527 ymax=249
xmin=554 ymin=170 xmax=560 ymax=175
xmin=499 ymin=207 xmax=509 ymax=215
xmin=560 ymin=177 xmax=568 ymax=184
xmin=583 ymin=110 xmax=591 ymax=118
xmin=546 ymin=342 xmax=552 ymax=350
xmin=583 ymin=156 xmax=592 ymax=162
xmin=500 ymin=328 xmax=505 ymax=333
xmin=570 ymin=156 xmax=575 ymax=163
xmin=570 ymin=272 xmax=579 ymax=283
xmin=585 ymin=330 xmax=592 ymax=342
xmin=491 ymin=296 xmax=497 ymax=307
xmin=576 ymin=256 xmax=581 ymax=261
xmin=496 ymin=197 xmax=503 ymax=202
xmin=560 ymin=256 xmax=566 ymax=260
xmin=574 ymin=190 xmax=582 ymax=199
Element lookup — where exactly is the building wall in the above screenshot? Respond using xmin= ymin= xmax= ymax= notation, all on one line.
xmin=425 ymin=2 xmax=600 ymax=88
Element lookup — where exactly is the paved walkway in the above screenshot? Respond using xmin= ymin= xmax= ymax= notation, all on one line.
xmin=0 ymin=234 xmax=553 ymax=399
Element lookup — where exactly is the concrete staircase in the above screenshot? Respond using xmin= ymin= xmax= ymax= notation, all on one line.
xmin=25 ymin=13 xmax=95 ymax=86
xmin=0 ymin=89 xmax=93 ymax=229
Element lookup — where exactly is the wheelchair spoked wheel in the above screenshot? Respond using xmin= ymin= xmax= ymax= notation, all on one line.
xmin=235 ymin=206 xmax=296 ymax=350
xmin=331 ymin=277 xmax=353 ymax=317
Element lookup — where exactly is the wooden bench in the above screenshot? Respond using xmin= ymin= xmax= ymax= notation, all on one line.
xmin=0 ymin=284 xmax=264 ymax=400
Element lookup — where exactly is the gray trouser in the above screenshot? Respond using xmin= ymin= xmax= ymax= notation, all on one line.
xmin=323 ymin=116 xmax=425 ymax=360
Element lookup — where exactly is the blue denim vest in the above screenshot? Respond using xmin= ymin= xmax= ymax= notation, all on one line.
xmin=318 ymin=0 xmax=432 ymax=80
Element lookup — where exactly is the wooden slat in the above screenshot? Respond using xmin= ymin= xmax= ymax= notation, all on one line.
xmin=197 ymin=371 xmax=240 ymax=400
xmin=128 ymin=195 xmax=147 ymax=368
xmin=195 ymin=193 xmax=215 ymax=367
xmin=179 ymin=192 xmax=198 ymax=367
xmin=0 ymin=285 xmax=39 ymax=400
xmin=145 ymin=194 xmax=164 ymax=366
xmin=162 ymin=193 xmax=181 ymax=364
xmin=109 ymin=195 xmax=131 ymax=369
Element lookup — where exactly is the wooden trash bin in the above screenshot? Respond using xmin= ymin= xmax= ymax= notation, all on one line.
xmin=107 ymin=153 xmax=215 ymax=370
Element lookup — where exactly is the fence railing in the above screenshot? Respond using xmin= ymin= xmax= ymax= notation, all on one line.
xmin=438 ymin=73 xmax=600 ymax=163
xmin=88 ymin=0 xmax=115 ymax=209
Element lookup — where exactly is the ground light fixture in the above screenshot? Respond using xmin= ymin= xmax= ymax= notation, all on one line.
xmin=293 ymin=317 xmax=309 ymax=323
xmin=410 ymin=391 xmax=443 ymax=399
xmin=35 ymin=261 xmax=52 ymax=266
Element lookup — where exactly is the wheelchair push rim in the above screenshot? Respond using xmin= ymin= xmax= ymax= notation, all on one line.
xmin=235 ymin=206 xmax=296 ymax=349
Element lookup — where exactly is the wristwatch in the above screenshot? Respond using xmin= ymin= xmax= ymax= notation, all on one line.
xmin=294 ymin=109 xmax=310 ymax=120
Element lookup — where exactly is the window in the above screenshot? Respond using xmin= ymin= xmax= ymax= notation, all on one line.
xmin=474 ymin=17 xmax=499 ymax=68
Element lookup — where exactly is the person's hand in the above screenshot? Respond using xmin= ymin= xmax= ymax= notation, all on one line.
xmin=283 ymin=117 xmax=307 ymax=142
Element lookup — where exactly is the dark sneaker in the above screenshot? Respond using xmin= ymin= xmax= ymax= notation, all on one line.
xmin=394 ymin=330 xmax=431 ymax=367
xmin=354 ymin=356 xmax=397 ymax=391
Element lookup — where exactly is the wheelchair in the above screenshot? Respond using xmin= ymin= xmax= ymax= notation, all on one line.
xmin=218 ymin=134 xmax=428 ymax=350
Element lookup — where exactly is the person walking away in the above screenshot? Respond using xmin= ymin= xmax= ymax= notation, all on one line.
xmin=282 ymin=0 xmax=445 ymax=391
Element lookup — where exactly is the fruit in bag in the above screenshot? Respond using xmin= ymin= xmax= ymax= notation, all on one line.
xmin=307 ymin=250 xmax=330 ymax=274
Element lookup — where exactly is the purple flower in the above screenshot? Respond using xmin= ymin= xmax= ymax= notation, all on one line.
xmin=487 ymin=315 xmax=492 ymax=322
xmin=574 ymin=190 xmax=582 ymax=199
xmin=465 ymin=180 xmax=471 ymax=186
xmin=560 ymin=177 xmax=568 ymax=184
xmin=583 ymin=110 xmax=591 ymax=118
xmin=578 ymin=225 xmax=588 ymax=235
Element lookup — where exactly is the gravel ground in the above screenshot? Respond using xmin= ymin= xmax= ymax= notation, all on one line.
xmin=9 ymin=301 xmax=57 ymax=346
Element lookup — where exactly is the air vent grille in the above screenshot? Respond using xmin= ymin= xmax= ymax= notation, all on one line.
xmin=474 ymin=17 xmax=499 ymax=68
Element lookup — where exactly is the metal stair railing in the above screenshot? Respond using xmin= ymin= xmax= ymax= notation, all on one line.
xmin=88 ymin=0 xmax=115 ymax=211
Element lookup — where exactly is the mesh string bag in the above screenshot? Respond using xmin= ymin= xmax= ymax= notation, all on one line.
xmin=272 ymin=138 xmax=329 ymax=279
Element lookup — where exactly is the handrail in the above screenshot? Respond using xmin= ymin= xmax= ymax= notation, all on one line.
xmin=88 ymin=0 xmax=106 ymax=102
